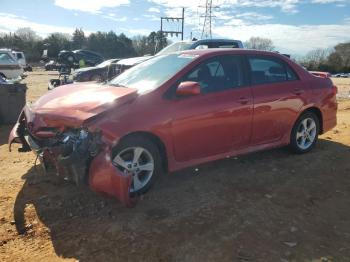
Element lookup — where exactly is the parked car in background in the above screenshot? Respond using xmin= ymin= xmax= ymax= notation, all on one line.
xmin=9 ymin=49 xmax=337 ymax=206
xmin=73 ymin=58 xmax=120 ymax=82
xmin=115 ymin=38 xmax=244 ymax=75
xmin=45 ymin=60 xmax=62 ymax=71
xmin=156 ymin=38 xmax=244 ymax=56
xmin=310 ymin=71 xmax=331 ymax=78
xmin=58 ymin=49 xmax=104 ymax=68
xmin=12 ymin=51 xmax=32 ymax=71
xmin=115 ymin=56 xmax=152 ymax=75
xmin=333 ymin=73 xmax=349 ymax=78
xmin=0 ymin=49 xmax=24 ymax=79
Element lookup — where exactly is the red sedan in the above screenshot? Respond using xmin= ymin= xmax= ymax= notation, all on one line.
xmin=9 ymin=49 xmax=337 ymax=206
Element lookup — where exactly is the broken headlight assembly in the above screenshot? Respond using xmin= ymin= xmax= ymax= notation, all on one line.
xmin=45 ymin=128 xmax=103 ymax=185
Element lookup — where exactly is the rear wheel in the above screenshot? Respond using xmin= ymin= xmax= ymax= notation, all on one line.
xmin=290 ymin=112 xmax=319 ymax=154
xmin=112 ymin=136 xmax=162 ymax=194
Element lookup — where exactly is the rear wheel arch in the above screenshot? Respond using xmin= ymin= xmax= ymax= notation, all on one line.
xmin=298 ymin=107 xmax=323 ymax=134
xmin=114 ymin=131 xmax=168 ymax=172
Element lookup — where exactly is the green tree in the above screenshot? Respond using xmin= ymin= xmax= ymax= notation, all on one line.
xmin=43 ymin=33 xmax=71 ymax=58
xmin=72 ymin=28 xmax=86 ymax=50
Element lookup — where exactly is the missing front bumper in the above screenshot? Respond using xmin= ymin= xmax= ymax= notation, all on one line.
xmin=9 ymin=121 xmax=136 ymax=207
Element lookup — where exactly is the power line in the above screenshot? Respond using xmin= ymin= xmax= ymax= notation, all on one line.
xmin=199 ymin=0 xmax=218 ymax=39
xmin=160 ymin=8 xmax=185 ymax=40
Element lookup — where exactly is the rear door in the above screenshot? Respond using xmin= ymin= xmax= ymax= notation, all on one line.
xmin=248 ymin=55 xmax=304 ymax=145
xmin=169 ymin=55 xmax=253 ymax=162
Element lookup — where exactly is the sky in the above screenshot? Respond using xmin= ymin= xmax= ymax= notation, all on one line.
xmin=1 ymin=0 xmax=350 ymax=56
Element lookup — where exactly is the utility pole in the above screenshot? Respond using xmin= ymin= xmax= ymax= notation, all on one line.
xmin=160 ymin=7 xmax=185 ymax=40
xmin=200 ymin=0 xmax=217 ymax=39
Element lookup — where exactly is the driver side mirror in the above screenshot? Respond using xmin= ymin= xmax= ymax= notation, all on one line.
xmin=176 ymin=81 xmax=201 ymax=96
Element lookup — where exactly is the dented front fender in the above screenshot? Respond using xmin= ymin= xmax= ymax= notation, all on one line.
xmin=89 ymin=149 xmax=136 ymax=207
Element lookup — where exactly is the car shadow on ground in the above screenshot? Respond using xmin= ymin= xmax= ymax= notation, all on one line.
xmin=13 ymin=139 xmax=350 ymax=261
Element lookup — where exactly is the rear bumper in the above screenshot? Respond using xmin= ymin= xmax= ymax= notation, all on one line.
xmin=323 ymin=117 xmax=337 ymax=134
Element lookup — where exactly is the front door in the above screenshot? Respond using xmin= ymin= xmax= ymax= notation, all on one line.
xmin=169 ymin=55 xmax=253 ymax=162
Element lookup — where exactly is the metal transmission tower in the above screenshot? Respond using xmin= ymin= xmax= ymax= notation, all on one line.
xmin=200 ymin=0 xmax=216 ymax=39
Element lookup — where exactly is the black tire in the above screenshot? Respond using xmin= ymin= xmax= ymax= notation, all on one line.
xmin=112 ymin=136 xmax=162 ymax=195
xmin=290 ymin=111 xmax=320 ymax=154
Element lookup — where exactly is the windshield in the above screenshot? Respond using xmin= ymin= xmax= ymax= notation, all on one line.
xmin=0 ymin=52 xmax=16 ymax=63
xmin=156 ymin=42 xmax=193 ymax=56
xmin=109 ymin=53 xmax=196 ymax=93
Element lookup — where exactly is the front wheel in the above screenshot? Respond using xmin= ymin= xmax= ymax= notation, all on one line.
xmin=111 ymin=137 xmax=162 ymax=194
xmin=290 ymin=112 xmax=320 ymax=154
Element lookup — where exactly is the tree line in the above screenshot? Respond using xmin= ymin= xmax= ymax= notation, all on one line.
xmin=298 ymin=43 xmax=350 ymax=73
xmin=245 ymin=37 xmax=350 ymax=73
xmin=0 ymin=28 xmax=167 ymax=62
xmin=1 ymin=29 xmax=349 ymax=73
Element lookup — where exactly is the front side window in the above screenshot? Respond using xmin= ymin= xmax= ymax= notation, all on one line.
xmin=182 ymin=55 xmax=246 ymax=94
xmin=248 ymin=56 xmax=298 ymax=85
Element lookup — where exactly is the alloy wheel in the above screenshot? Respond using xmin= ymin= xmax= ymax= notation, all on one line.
xmin=112 ymin=147 xmax=155 ymax=193
xmin=296 ymin=117 xmax=317 ymax=150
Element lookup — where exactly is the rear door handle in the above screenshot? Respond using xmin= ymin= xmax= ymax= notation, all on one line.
xmin=293 ymin=88 xmax=304 ymax=95
xmin=238 ymin=97 xmax=250 ymax=105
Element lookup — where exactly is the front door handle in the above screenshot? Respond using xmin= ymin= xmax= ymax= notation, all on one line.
xmin=293 ymin=88 xmax=304 ymax=95
xmin=238 ymin=97 xmax=249 ymax=105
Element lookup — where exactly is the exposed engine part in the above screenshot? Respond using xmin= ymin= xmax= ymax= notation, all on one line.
xmin=25 ymin=128 xmax=102 ymax=186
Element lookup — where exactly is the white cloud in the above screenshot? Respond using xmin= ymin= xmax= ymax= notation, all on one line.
xmin=213 ymin=23 xmax=350 ymax=55
xmin=311 ymin=0 xmax=346 ymax=3
xmin=125 ymin=28 xmax=151 ymax=35
xmin=54 ymin=0 xmax=129 ymax=13
xmin=0 ymin=12 xmax=82 ymax=36
xmin=143 ymin=14 xmax=160 ymax=21
xmin=149 ymin=0 xmax=300 ymax=13
xmin=148 ymin=7 xmax=161 ymax=13
xmin=235 ymin=12 xmax=273 ymax=20
xmin=102 ymin=14 xmax=128 ymax=21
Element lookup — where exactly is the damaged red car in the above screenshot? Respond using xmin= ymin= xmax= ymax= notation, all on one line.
xmin=9 ymin=49 xmax=337 ymax=206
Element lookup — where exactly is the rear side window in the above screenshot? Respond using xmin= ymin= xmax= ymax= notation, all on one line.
xmin=248 ymin=56 xmax=298 ymax=85
xmin=17 ymin=53 xmax=23 ymax=59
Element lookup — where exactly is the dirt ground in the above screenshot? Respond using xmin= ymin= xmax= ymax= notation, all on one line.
xmin=0 ymin=70 xmax=350 ymax=262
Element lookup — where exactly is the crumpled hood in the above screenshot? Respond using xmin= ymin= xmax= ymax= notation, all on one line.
xmin=26 ymin=82 xmax=137 ymax=129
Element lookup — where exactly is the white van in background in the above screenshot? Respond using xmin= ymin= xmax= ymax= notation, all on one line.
xmin=12 ymin=51 xmax=26 ymax=67
xmin=0 ymin=49 xmax=24 ymax=79
xmin=12 ymin=51 xmax=32 ymax=72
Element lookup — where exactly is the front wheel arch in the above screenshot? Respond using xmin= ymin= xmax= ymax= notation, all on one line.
xmin=114 ymin=131 xmax=168 ymax=173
